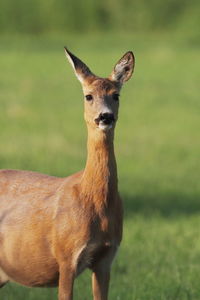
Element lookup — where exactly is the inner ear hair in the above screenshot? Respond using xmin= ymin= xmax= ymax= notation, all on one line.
xmin=110 ymin=51 xmax=135 ymax=84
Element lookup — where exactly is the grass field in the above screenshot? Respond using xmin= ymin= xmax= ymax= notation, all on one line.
xmin=0 ymin=32 xmax=200 ymax=299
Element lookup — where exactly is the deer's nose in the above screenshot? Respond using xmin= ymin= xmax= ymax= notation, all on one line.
xmin=99 ymin=113 xmax=115 ymax=125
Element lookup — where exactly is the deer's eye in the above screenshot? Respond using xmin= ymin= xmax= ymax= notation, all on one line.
xmin=113 ymin=94 xmax=119 ymax=101
xmin=85 ymin=94 xmax=93 ymax=101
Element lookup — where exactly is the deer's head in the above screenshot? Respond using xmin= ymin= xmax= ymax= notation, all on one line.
xmin=65 ymin=48 xmax=135 ymax=133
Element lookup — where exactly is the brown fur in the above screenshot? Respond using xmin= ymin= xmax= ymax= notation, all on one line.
xmin=0 ymin=49 xmax=134 ymax=299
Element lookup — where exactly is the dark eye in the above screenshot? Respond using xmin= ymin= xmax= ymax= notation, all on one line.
xmin=113 ymin=94 xmax=119 ymax=101
xmin=85 ymin=94 xmax=93 ymax=101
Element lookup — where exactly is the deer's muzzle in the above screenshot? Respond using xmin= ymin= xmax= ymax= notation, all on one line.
xmin=95 ymin=113 xmax=115 ymax=126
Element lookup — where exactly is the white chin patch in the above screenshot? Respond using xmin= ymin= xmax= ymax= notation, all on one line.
xmin=98 ymin=123 xmax=113 ymax=131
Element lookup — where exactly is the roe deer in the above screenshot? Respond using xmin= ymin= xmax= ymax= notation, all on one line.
xmin=0 ymin=48 xmax=135 ymax=300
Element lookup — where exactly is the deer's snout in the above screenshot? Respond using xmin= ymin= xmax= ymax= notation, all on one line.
xmin=95 ymin=113 xmax=115 ymax=126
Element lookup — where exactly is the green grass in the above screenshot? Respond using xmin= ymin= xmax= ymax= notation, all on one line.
xmin=0 ymin=32 xmax=200 ymax=299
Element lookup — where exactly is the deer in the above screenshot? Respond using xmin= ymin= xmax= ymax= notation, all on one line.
xmin=0 ymin=48 xmax=135 ymax=300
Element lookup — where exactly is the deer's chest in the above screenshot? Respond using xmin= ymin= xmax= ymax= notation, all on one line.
xmin=70 ymin=195 xmax=122 ymax=275
xmin=75 ymin=238 xmax=118 ymax=276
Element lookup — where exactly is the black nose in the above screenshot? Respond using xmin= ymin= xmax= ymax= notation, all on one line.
xmin=99 ymin=113 xmax=115 ymax=125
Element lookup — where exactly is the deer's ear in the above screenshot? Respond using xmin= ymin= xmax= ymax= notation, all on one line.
xmin=109 ymin=51 xmax=135 ymax=84
xmin=64 ymin=47 xmax=94 ymax=84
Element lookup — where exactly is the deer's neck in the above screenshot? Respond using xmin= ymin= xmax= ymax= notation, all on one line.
xmin=80 ymin=129 xmax=118 ymax=213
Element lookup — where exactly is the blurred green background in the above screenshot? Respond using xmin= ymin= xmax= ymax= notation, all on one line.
xmin=0 ymin=1 xmax=200 ymax=299
xmin=0 ymin=0 xmax=200 ymax=38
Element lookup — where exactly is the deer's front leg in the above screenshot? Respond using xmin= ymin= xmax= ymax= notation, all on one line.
xmin=92 ymin=248 xmax=116 ymax=300
xmin=92 ymin=266 xmax=110 ymax=300
xmin=58 ymin=263 xmax=75 ymax=300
